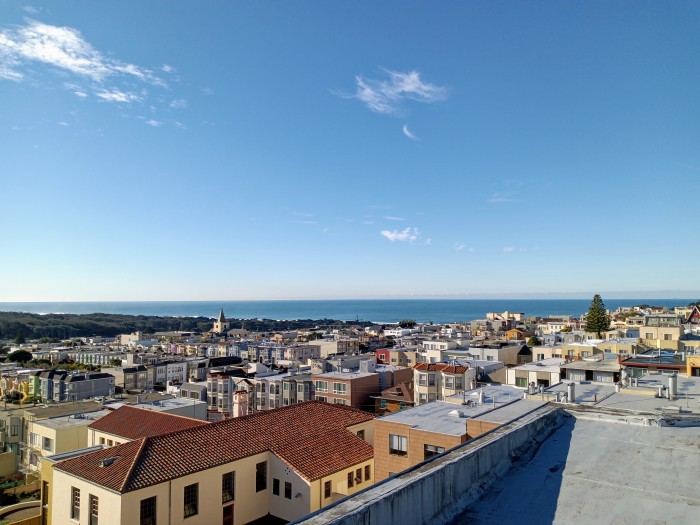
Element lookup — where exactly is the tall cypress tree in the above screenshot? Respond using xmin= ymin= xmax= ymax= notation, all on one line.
xmin=585 ymin=294 xmax=610 ymax=338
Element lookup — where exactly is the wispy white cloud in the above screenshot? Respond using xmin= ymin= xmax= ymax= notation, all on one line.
xmin=22 ymin=6 xmax=40 ymax=15
xmin=383 ymin=215 xmax=405 ymax=221
xmin=202 ymin=87 xmax=214 ymax=96
xmin=292 ymin=212 xmax=314 ymax=218
xmin=170 ymin=98 xmax=187 ymax=109
xmin=162 ymin=64 xmax=174 ymax=73
xmin=339 ymin=68 xmax=446 ymax=115
xmin=295 ymin=220 xmax=318 ymax=225
xmin=453 ymin=242 xmax=466 ymax=252
xmin=380 ymin=227 xmax=420 ymax=243
xmin=503 ymin=246 xmax=515 ymax=253
xmin=0 ymin=19 xmax=172 ymax=109
xmin=57 ymin=121 xmax=69 ymax=127
xmin=96 ymin=89 xmax=140 ymax=103
xmin=145 ymin=119 xmax=161 ymax=127
xmin=402 ymin=124 xmax=417 ymax=140
xmin=488 ymin=192 xmax=516 ymax=204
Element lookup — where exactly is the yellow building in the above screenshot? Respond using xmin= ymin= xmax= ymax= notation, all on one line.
xmin=49 ymin=401 xmax=374 ymax=525
xmin=687 ymin=355 xmax=700 ymax=377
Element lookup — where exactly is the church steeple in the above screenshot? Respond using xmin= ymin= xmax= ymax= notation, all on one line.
xmin=217 ymin=308 xmax=226 ymax=323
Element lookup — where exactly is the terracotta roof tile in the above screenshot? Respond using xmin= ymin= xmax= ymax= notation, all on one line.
xmin=56 ymin=401 xmax=373 ymax=493
xmin=88 ymin=405 xmax=208 ymax=440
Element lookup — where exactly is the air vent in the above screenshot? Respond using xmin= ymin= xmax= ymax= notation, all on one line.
xmin=100 ymin=456 xmax=119 ymax=467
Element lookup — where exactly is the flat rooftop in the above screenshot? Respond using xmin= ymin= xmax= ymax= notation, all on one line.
xmin=560 ymin=359 xmax=620 ymax=372
xmin=378 ymin=390 xmax=546 ymax=436
xmin=453 ymin=416 xmax=700 ymax=525
xmin=34 ymin=409 xmax=111 ymax=430
xmin=313 ymin=371 xmax=376 ymax=379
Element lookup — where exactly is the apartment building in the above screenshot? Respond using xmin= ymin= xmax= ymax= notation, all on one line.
xmin=313 ymin=371 xmax=379 ymax=411
xmin=253 ymin=370 xmax=315 ymax=411
xmin=413 ymin=363 xmax=477 ymax=405
xmin=30 ymin=371 xmax=115 ymax=403
xmin=50 ymin=401 xmax=374 ymax=525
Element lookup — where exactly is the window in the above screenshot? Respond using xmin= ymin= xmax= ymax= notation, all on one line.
xmin=418 ymin=374 xmax=427 ymax=387
xmin=89 ymin=494 xmax=99 ymax=525
xmin=41 ymin=436 xmax=52 ymax=452
xmin=317 ymin=396 xmax=327 ymax=403
xmin=356 ymin=429 xmax=365 ymax=440
xmin=515 ymin=377 xmax=528 ymax=388
xmin=29 ymin=432 xmax=38 ymax=447
xmin=645 ymin=333 xmax=654 ymax=339
xmin=455 ymin=378 xmax=463 ymax=390
xmin=445 ymin=376 xmax=454 ymax=389
xmin=71 ymin=487 xmax=80 ymax=520
xmin=256 ymin=461 xmax=267 ymax=492
xmin=428 ymin=374 xmax=436 ymax=387
xmin=222 ymin=472 xmax=235 ymax=503
xmin=272 ymin=478 xmax=280 ymax=496
xmin=324 ymin=480 xmax=331 ymax=498
xmin=333 ymin=382 xmax=347 ymax=395
xmin=347 ymin=471 xmax=354 ymax=488
xmin=334 ymin=398 xmax=346 ymax=405
xmin=364 ymin=465 xmax=371 ymax=481
xmin=356 ymin=468 xmax=362 ymax=484
xmin=315 ymin=380 xmax=328 ymax=392
xmin=389 ymin=434 xmax=408 ymax=456
xmin=99 ymin=438 xmax=105 ymax=445
xmin=183 ymin=483 xmax=198 ymax=518
xmin=284 ymin=481 xmax=292 ymax=499
xmin=424 ymin=444 xmax=445 ymax=460
xmin=140 ymin=496 xmax=156 ymax=525
xmin=664 ymin=334 xmax=672 ymax=341
xmin=10 ymin=424 xmax=18 ymax=436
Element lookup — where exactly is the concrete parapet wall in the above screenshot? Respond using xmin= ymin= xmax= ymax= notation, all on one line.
xmin=295 ymin=406 xmax=562 ymax=525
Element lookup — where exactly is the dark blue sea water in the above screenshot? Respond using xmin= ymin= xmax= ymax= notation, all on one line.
xmin=0 ymin=299 xmax=689 ymax=324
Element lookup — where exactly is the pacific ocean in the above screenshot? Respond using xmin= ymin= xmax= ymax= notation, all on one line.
xmin=0 ymin=298 xmax=690 ymax=324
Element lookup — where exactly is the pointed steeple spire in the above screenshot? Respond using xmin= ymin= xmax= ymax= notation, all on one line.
xmin=217 ymin=308 xmax=226 ymax=323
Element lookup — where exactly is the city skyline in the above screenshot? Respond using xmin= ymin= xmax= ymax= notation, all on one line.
xmin=2 ymin=2 xmax=699 ymax=301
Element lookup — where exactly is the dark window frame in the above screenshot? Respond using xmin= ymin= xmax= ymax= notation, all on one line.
xmin=183 ymin=483 xmax=199 ymax=518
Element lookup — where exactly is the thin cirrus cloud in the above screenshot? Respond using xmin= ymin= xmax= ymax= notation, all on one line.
xmin=383 ymin=216 xmax=405 ymax=221
xmin=453 ymin=242 xmax=466 ymax=252
xmin=0 ymin=19 xmax=178 ymax=114
xmin=380 ymin=227 xmax=420 ymax=243
xmin=339 ymin=68 xmax=446 ymax=115
xmin=402 ymin=124 xmax=417 ymax=140
xmin=488 ymin=193 xmax=516 ymax=204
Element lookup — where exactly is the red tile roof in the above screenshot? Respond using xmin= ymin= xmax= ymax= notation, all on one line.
xmin=88 ymin=406 xmax=208 ymax=440
xmin=414 ymin=363 xmax=469 ymax=373
xmin=56 ymin=401 xmax=374 ymax=493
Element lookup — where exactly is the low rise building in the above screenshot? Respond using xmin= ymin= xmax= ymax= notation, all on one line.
xmin=413 ymin=363 xmax=477 ymax=405
xmin=506 ymin=358 xmax=565 ymax=389
xmin=51 ymin=401 xmax=375 ymax=525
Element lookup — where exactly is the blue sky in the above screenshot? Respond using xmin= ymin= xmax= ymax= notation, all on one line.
xmin=1 ymin=1 xmax=699 ymax=301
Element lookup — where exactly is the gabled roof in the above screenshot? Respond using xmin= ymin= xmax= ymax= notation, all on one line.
xmin=57 ymin=401 xmax=374 ymax=493
xmin=87 ymin=406 xmax=208 ymax=440
xmin=414 ymin=363 xmax=469 ymax=374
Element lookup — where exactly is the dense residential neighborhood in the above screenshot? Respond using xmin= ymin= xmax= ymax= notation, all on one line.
xmin=0 ymin=302 xmax=699 ymax=524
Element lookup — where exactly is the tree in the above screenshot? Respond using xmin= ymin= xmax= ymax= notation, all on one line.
xmin=585 ymin=294 xmax=611 ymax=338
xmin=8 ymin=349 xmax=32 ymax=364
xmin=398 ymin=319 xmax=417 ymax=329
xmin=527 ymin=336 xmax=542 ymax=347
xmin=14 ymin=329 xmax=26 ymax=345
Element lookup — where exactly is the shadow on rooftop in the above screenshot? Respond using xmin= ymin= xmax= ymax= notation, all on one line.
xmin=447 ymin=414 xmax=575 ymax=525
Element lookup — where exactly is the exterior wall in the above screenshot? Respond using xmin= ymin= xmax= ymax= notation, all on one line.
xmin=268 ymin=454 xmax=311 ymax=521
xmin=87 ymin=429 xmax=128 ymax=448
xmin=310 ymin=458 xmax=374 ymax=511
xmin=27 ymin=423 xmax=88 ymax=471
xmin=0 ymin=451 xmax=16 ymax=476
xmin=466 ymin=419 xmax=501 ymax=439
xmin=346 ymin=420 xmax=375 ymax=447
xmin=688 ymin=355 xmax=700 ymax=377
xmin=52 ymin=469 xmax=123 ymax=525
xmin=374 ymin=420 xmax=464 ymax=482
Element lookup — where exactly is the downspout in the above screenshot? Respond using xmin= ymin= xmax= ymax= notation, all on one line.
xmin=169 ymin=478 xmax=172 ymax=525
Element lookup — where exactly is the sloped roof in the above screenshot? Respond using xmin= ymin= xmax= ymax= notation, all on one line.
xmin=88 ymin=405 xmax=208 ymax=440
xmin=57 ymin=401 xmax=374 ymax=493
xmin=414 ymin=363 xmax=469 ymax=374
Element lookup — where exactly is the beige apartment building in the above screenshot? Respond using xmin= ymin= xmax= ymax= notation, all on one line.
xmin=50 ymin=401 xmax=374 ymax=525
xmin=413 ymin=363 xmax=477 ymax=405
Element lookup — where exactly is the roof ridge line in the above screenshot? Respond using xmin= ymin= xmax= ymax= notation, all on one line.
xmin=119 ymin=437 xmax=149 ymax=492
